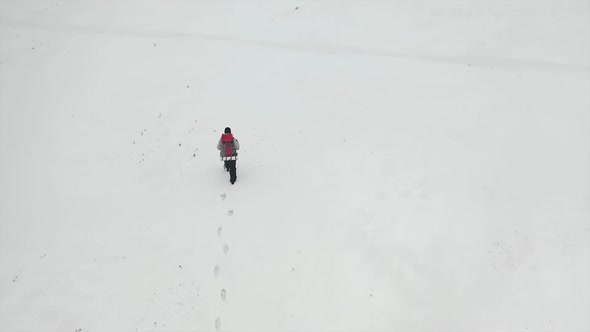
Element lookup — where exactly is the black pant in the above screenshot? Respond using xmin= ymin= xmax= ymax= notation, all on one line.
xmin=224 ymin=160 xmax=237 ymax=183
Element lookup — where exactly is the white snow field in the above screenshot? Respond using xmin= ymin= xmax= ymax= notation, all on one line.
xmin=1 ymin=1 xmax=589 ymax=331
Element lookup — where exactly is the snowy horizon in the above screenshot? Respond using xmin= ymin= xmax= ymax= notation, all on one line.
xmin=1 ymin=1 xmax=589 ymax=331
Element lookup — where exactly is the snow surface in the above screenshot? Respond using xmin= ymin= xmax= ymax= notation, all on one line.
xmin=1 ymin=1 xmax=589 ymax=331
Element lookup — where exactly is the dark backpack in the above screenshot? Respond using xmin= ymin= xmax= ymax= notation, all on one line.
xmin=221 ymin=133 xmax=236 ymax=157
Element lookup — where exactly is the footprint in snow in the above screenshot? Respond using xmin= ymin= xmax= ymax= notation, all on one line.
xmin=227 ymin=210 xmax=233 ymax=216
xmin=223 ymin=244 xmax=229 ymax=255
xmin=214 ymin=266 xmax=220 ymax=278
xmin=221 ymin=289 xmax=227 ymax=301
xmin=217 ymin=226 xmax=223 ymax=237
xmin=220 ymin=193 xmax=226 ymax=200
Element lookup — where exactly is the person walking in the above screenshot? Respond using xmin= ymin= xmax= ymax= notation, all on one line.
xmin=217 ymin=127 xmax=240 ymax=184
